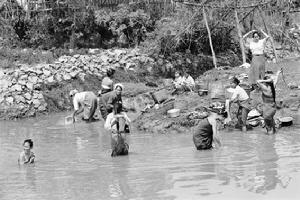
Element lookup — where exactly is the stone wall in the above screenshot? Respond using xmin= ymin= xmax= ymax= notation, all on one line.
xmin=0 ymin=48 xmax=156 ymax=120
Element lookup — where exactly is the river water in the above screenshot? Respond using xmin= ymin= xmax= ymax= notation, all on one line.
xmin=0 ymin=112 xmax=300 ymax=200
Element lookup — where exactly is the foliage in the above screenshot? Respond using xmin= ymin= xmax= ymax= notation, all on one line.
xmin=95 ymin=4 xmax=154 ymax=47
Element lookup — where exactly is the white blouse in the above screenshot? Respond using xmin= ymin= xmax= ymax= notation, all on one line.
xmin=249 ymin=39 xmax=266 ymax=55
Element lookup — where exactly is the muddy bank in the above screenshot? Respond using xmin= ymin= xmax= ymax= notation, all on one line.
xmin=135 ymin=58 xmax=300 ymax=134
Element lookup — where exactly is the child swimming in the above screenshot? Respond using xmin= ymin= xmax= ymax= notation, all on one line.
xmin=18 ymin=139 xmax=35 ymax=165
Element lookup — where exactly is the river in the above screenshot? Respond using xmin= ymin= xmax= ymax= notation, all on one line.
xmin=0 ymin=112 xmax=300 ymax=200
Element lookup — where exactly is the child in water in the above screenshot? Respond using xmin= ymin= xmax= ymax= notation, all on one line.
xmin=18 ymin=139 xmax=35 ymax=165
xmin=193 ymin=102 xmax=227 ymax=150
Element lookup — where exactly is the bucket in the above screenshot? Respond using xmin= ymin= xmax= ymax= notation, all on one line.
xmin=167 ymin=108 xmax=180 ymax=118
xmin=65 ymin=116 xmax=73 ymax=125
xmin=279 ymin=117 xmax=293 ymax=127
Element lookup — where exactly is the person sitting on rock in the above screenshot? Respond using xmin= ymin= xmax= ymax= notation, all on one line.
xmin=100 ymin=68 xmax=115 ymax=95
xmin=228 ymin=77 xmax=252 ymax=132
xmin=18 ymin=139 xmax=35 ymax=165
xmin=193 ymin=102 xmax=227 ymax=150
xmin=173 ymin=71 xmax=184 ymax=89
xmin=70 ymin=89 xmax=98 ymax=123
xmin=256 ymin=69 xmax=282 ymax=134
xmin=182 ymin=71 xmax=195 ymax=91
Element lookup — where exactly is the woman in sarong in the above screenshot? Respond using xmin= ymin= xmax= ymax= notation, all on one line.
xmin=256 ymin=70 xmax=282 ymax=134
xmin=243 ymin=29 xmax=270 ymax=87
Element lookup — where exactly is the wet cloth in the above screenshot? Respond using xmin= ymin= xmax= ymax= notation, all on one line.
xmin=105 ymin=113 xmax=131 ymax=131
xmin=193 ymin=118 xmax=213 ymax=150
xmin=249 ymin=55 xmax=266 ymax=85
xmin=73 ymin=92 xmax=98 ymax=121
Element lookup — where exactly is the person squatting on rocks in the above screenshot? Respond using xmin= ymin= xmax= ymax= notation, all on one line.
xmin=104 ymin=83 xmax=131 ymax=132
xmin=70 ymin=89 xmax=98 ymax=123
xmin=193 ymin=102 xmax=227 ymax=150
xmin=18 ymin=139 xmax=35 ymax=165
xmin=256 ymin=69 xmax=282 ymax=134
xmin=228 ymin=77 xmax=252 ymax=132
xmin=243 ymin=29 xmax=270 ymax=88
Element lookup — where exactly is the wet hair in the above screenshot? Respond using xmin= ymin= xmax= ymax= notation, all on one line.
xmin=264 ymin=79 xmax=276 ymax=103
xmin=231 ymin=77 xmax=240 ymax=85
xmin=106 ymin=69 xmax=115 ymax=77
xmin=23 ymin=139 xmax=33 ymax=148
xmin=252 ymin=31 xmax=260 ymax=38
xmin=115 ymin=85 xmax=123 ymax=91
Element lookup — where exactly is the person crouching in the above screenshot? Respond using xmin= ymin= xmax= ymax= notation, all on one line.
xmin=193 ymin=103 xmax=227 ymax=150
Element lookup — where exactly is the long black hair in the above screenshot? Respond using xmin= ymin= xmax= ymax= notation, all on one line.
xmin=265 ymin=80 xmax=276 ymax=103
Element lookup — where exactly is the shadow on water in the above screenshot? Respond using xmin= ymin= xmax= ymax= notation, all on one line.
xmin=1 ymin=112 xmax=300 ymax=200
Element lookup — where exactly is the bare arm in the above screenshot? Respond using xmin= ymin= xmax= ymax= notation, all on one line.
xmin=272 ymin=69 xmax=283 ymax=87
xmin=72 ymin=106 xmax=84 ymax=122
xmin=243 ymin=30 xmax=256 ymax=39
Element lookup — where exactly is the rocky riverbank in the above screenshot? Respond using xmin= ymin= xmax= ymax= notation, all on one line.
xmin=0 ymin=48 xmax=160 ymax=119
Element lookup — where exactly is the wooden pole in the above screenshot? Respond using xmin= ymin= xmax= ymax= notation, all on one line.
xmin=258 ymin=7 xmax=278 ymax=62
xmin=203 ymin=7 xmax=217 ymax=69
xmin=234 ymin=8 xmax=246 ymax=64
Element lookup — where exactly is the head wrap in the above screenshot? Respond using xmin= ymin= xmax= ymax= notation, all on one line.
xmin=69 ymin=89 xmax=79 ymax=97
xmin=114 ymin=83 xmax=124 ymax=91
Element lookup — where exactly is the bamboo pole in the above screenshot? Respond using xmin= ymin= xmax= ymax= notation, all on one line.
xmin=258 ymin=7 xmax=278 ymax=62
xmin=234 ymin=8 xmax=246 ymax=64
xmin=203 ymin=7 xmax=217 ymax=69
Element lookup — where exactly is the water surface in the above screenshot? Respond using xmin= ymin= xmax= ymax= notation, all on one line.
xmin=1 ymin=113 xmax=300 ymax=200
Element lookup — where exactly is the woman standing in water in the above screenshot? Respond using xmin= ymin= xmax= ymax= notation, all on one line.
xmin=256 ymin=70 xmax=282 ymax=134
xmin=243 ymin=29 xmax=270 ymax=87
xmin=18 ymin=139 xmax=35 ymax=165
xmin=193 ymin=103 xmax=227 ymax=150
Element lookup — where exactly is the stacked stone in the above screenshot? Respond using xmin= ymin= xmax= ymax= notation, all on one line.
xmin=0 ymin=48 xmax=156 ymax=119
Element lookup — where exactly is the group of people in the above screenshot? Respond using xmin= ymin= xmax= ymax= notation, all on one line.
xmin=18 ymin=29 xmax=285 ymax=162
xmin=69 ymin=68 xmax=130 ymax=156
xmin=172 ymin=71 xmax=196 ymax=93
xmin=193 ymin=29 xmax=283 ymax=150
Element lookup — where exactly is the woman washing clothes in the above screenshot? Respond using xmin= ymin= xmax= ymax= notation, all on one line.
xmin=228 ymin=77 xmax=252 ymax=132
xmin=256 ymin=69 xmax=282 ymax=134
xmin=243 ymin=29 xmax=270 ymax=89
xmin=104 ymin=83 xmax=131 ymax=132
xmin=193 ymin=102 xmax=227 ymax=150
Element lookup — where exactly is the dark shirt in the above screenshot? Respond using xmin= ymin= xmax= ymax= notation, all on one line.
xmin=193 ymin=118 xmax=213 ymax=150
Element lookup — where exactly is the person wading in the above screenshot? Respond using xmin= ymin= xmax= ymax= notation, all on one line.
xmin=256 ymin=70 xmax=282 ymax=134
xmin=100 ymin=68 xmax=115 ymax=95
xmin=193 ymin=103 xmax=227 ymax=150
xmin=243 ymin=29 xmax=270 ymax=89
xmin=70 ymin=90 xmax=98 ymax=123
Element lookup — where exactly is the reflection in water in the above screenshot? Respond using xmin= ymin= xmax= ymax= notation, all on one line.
xmin=0 ymin=113 xmax=300 ymax=200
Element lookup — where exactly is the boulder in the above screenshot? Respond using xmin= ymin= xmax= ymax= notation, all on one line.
xmin=63 ymin=73 xmax=71 ymax=80
xmin=24 ymin=92 xmax=32 ymax=100
xmin=14 ymin=95 xmax=26 ymax=104
xmin=28 ymin=75 xmax=39 ymax=84
xmin=32 ymin=99 xmax=41 ymax=108
xmin=6 ymin=96 xmax=14 ymax=105
xmin=47 ymin=76 xmax=54 ymax=83
xmin=43 ymin=70 xmax=51 ymax=77
xmin=0 ymin=79 xmax=10 ymax=91
xmin=26 ymin=82 xmax=34 ymax=90
xmin=10 ymin=84 xmax=22 ymax=92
